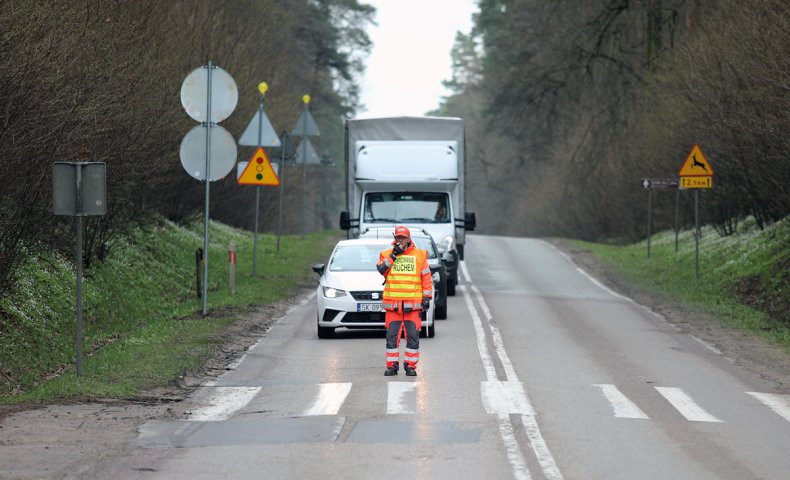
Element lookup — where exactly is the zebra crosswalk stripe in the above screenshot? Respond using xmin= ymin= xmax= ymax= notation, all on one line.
xmin=746 ymin=392 xmax=790 ymax=423
xmin=593 ymin=384 xmax=649 ymax=419
xmin=655 ymin=387 xmax=723 ymax=422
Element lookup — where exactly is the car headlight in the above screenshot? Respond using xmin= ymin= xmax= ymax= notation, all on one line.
xmin=322 ymin=286 xmax=347 ymax=298
xmin=440 ymin=235 xmax=455 ymax=253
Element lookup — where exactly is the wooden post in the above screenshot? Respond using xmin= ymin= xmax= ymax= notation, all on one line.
xmin=229 ymin=243 xmax=237 ymax=294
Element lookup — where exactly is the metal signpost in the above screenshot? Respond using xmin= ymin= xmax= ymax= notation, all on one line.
xmin=180 ymin=62 xmax=238 ymax=316
xmin=274 ymin=131 xmax=296 ymax=251
xmin=290 ymin=95 xmax=320 ymax=239
xmin=641 ymin=178 xmax=679 ymax=258
xmin=238 ymin=82 xmax=281 ymax=275
xmin=53 ymin=162 xmax=106 ymax=376
xmin=678 ymin=144 xmax=714 ymax=280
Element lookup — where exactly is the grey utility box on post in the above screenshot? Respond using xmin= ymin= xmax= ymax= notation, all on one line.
xmin=53 ymin=162 xmax=106 ymax=216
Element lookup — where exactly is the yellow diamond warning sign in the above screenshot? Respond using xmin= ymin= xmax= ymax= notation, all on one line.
xmin=238 ymin=147 xmax=279 ymax=186
xmin=679 ymin=144 xmax=714 ymax=177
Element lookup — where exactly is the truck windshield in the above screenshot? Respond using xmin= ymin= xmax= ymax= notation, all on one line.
xmin=364 ymin=192 xmax=450 ymax=224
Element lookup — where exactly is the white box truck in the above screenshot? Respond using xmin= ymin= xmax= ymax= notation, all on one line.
xmin=339 ymin=116 xmax=476 ymax=295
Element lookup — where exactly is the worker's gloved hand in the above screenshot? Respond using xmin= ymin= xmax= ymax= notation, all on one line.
xmin=392 ymin=243 xmax=405 ymax=256
xmin=421 ymin=297 xmax=431 ymax=310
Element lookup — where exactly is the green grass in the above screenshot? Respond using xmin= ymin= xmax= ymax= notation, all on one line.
xmin=0 ymin=218 xmax=340 ymax=402
xmin=570 ymin=216 xmax=790 ymax=348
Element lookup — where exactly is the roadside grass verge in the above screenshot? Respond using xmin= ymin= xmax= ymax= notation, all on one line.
xmin=569 ymin=216 xmax=789 ymax=349
xmin=0 ymin=218 xmax=340 ymax=403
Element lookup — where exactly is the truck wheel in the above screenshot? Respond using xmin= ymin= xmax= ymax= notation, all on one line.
xmin=447 ymin=278 xmax=456 ymax=296
xmin=436 ymin=303 xmax=447 ymax=319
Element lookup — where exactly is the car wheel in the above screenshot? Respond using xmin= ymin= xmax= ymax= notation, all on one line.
xmin=447 ymin=278 xmax=456 ymax=296
xmin=317 ymin=318 xmax=334 ymax=339
xmin=436 ymin=303 xmax=447 ymax=319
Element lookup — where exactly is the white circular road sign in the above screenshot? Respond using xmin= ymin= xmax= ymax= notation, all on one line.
xmin=179 ymin=125 xmax=237 ymax=181
xmin=180 ymin=66 xmax=238 ymax=123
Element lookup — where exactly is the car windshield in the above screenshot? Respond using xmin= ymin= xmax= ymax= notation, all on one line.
xmin=410 ymin=237 xmax=438 ymax=259
xmin=328 ymin=245 xmax=383 ymax=272
xmin=364 ymin=192 xmax=450 ymax=224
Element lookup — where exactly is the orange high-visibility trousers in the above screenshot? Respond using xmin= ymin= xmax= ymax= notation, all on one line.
xmin=385 ymin=309 xmax=420 ymax=369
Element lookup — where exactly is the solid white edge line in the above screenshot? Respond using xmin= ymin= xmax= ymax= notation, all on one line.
xmin=746 ymin=392 xmax=790 ymax=423
xmin=303 ymin=382 xmax=353 ymax=416
xmin=543 ymin=241 xmax=722 ymax=355
xmin=188 ymin=386 xmax=262 ymax=421
xmin=655 ymin=387 xmax=723 ymax=422
xmin=593 ymin=384 xmax=650 ymax=419
xmin=387 ymin=382 xmax=417 ymax=415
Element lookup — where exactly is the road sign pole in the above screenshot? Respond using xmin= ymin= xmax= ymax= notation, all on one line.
xmin=75 ymin=166 xmax=83 ymax=377
xmin=646 ymin=189 xmax=653 ymax=259
xmin=202 ymin=60 xmax=213 ymax=317
xmin=277 ymin=131 xmax=286 ymax=251
xmin=252 ymin=97 xmax=264 ymax=276
xmin=674 ymin=189 xmax=680 ymax=254
xmin=695 ymin=190 xmax=701 ymax=278
xmin=301 ymin=104 xmax=307 ymax=239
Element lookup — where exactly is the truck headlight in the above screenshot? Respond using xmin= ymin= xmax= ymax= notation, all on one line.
xmin=440 ymin=235 xmax=455 ymax=253
xmin=323 ymin=286 xmax=347 ymax=298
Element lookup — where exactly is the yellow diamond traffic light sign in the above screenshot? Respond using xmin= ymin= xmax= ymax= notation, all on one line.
xmin=238 ymin=147 xmax=280 ymax=186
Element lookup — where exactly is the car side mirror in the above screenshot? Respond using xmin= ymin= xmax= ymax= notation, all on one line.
xmin=312 ymin=264 xmax=325 ymax=276
xmin=339 ymin=211 xmax=350 ymax=230
xmin=441 ymin=252 xmax=453 ymax=262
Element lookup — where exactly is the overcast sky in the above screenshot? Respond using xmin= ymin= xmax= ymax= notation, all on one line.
xmin=357 ymin=0 xmax=477 ymax=118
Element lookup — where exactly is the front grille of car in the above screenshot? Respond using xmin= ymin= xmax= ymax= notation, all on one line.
xmin=350 ymin=291 xmax=383 ymax=301
xmin=340 ymin=312 xmax=385 ymax=323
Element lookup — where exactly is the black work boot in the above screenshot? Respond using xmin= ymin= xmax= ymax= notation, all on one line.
xmin=404 ymin=365 xmax=417 ymax=376
xmin=384 ymin=364 xmax=398 ymax=376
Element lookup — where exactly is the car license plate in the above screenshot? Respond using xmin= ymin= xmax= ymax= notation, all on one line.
xmin=357 ymin=303 xmax=383 ymax=312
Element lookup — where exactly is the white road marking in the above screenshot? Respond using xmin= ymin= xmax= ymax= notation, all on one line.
xmin=461 ymin=272 xmax=564 ymax=480
xmin=460 ymin=259 xmax=472 ymax=282
xmin=468 ymin=282 xmax=564 ymax=480
xmin=302 ymin=382 xmax=352 ymax=416
xmin=593 ymin=384 xmax=649 ymax=419
xmin=332 ymin=416 xmax=347 ymax=441
xmin=460 ymin=285 xmax=532 ymax=480
xmin=460 ymin=284 xmax=498 ymax=380
xmin=541 ymin=242 xmax=630 ymax=301
xmin=188 ymin=386 xmax=262 ymax=421
xmin=690 ymin=335 xmax=723 ymax=355
xmin=746 ymin=392 xmax=790 ymax=423
xmin=655 ymin=387 xmax=723 ymax=422
xmin=387 ymin=382 xmax=417 ymax=415
xmin=482 ymin=381 xmax=535 ymax=415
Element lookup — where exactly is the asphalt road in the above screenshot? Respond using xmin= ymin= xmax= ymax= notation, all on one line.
xmin=132 ymin=234 xmax=789 ymax=479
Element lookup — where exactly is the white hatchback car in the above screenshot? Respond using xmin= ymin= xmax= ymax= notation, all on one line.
xmin=312 ymin=238 xmax=435 ymax=339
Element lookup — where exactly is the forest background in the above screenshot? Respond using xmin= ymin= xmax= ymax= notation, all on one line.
xmin=1 ymin=0 xmax=788 ymax=298
xmin=435 ymin=0 xmax=789 ymax=241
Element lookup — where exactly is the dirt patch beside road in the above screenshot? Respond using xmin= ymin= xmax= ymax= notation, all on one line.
xmin=0 ymin=287 xmax=313 ymax=479
xmin=549 ymin=238 xmax=790 ymax=392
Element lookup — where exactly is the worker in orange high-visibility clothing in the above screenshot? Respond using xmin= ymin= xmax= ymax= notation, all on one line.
xmin=376 ymin=225 xmax=432 ymax=376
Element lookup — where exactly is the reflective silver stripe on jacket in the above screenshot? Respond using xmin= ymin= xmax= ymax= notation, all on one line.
xmin=421 ymin=268 xmax=431 ymax=275
xmin=422 ymin=290 xmax=432 ymax=296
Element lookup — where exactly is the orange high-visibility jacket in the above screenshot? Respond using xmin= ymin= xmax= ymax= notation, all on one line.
xmin=377 ymin=243 xmax=432 ymax=311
